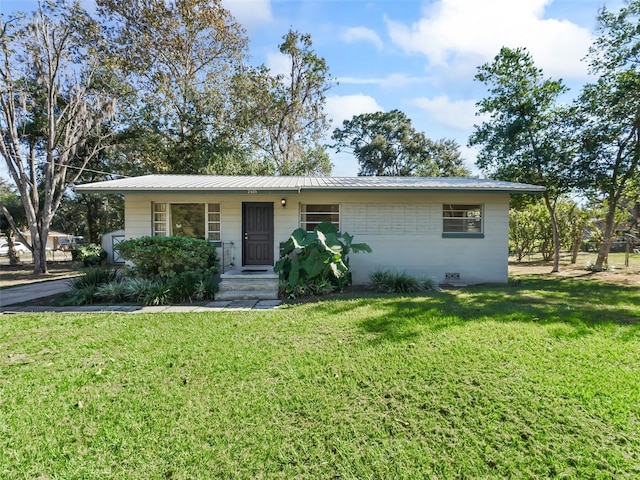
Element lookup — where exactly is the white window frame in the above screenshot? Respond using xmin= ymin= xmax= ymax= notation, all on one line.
xmin=206 ymin=203 xmax=221 ymax=242
xmin=152 ymin=202 xmax=168 ymax=237
xmin=442 ymin=204 xmax=484 ymax=237
xmin=152 ymin=202 xmax=221 ymax=243
xmin=300 ymin=204 xmax=340 ymax=232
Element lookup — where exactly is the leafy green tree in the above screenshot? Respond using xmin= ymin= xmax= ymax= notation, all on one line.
xmin=232 ymin=30 xmax=334 ymax=175
xmin=332 ymin=110 xmax=469 ymax=177
xmin=430 ymin=138 xmax=472 ymax=177
xmin=0 ymin=2 xmax=116 ymax=274
xmin=562 ymin=202 xmax=590 ymax=264
xmin=97 ymin=0 xmax=248 ymax=174
xmin=509 ymin=202 xmax=546 ymax=262
xmin=469 ymin=47 xmax=575 ymax=273
xmin=509 ymin=198 xmax=587 ymax=263
xmin=573 ymin=1 xmax=640 ymax=271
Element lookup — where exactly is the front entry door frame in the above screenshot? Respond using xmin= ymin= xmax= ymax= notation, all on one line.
xmin=242 ymin=202 xmax=274 ymax=266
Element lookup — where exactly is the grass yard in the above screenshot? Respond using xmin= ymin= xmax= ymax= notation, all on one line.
xmin=1 ymin=277 xmax=639 ymax=478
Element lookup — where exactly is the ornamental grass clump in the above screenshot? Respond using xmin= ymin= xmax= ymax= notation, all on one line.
xmin=369 ymin=269 xmax=441 ymax=293
xmin=61 ymin=267 xmax=120 ymax=306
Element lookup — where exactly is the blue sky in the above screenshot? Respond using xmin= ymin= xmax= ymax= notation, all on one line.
xmin=1 ymin=0 xmax=628 ymax=176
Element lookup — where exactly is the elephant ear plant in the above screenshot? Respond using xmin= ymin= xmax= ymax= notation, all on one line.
xmin=275 ymin=221 xmax=372 ymax=298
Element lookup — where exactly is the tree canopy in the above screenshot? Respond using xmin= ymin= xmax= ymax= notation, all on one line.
xmin=97 ymin=0 xmax=249 ymax=174
xmin=0 ymin=1 xmax=117 ymax=273
xmin=571 ymin=1 xmax=640 ymax=270
xmin=332 ymin=110 xmax=470 ymax=177
xmin=231 ymin=30 xmax=334 ymax=175
xmin=469 ymin=47 xmax=574 ymax=272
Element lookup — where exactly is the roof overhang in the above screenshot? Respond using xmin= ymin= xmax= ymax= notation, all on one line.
xmin=74 ymin=174 xmax=546 ymax=195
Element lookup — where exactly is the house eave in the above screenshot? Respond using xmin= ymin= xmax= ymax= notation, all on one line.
xmin=73 ymin=174 xmax=546 ymax=195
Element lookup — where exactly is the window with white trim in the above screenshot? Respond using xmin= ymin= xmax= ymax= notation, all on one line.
xmin=152 ymin=202 xmax=221 ymax=242
xmin=207 ymin=203 xmax=221 ymax=241
xmin=153 ymin=203 xmax=167 ymax=236
xmin=300 ymin=204 xmax=340 ymax=231
xmin=443 ymin=204 xmax=483 ymax=234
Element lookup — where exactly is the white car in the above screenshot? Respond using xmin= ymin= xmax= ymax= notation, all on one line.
xmin=0 ymin=241 xmax=28 ymax=256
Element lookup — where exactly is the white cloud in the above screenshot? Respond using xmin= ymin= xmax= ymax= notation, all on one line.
xmin=338 ymin=73 xmax=426 ymax=88
xmin=341 ymin=26 xmax=384 ymax=50
xmin=222 ymin=0 xmax=272 ymax=28
xmin=409 ymin=95 xmax=481 ymax=132
xmin=265 ymin=51 xmax=291 ymax=76
xmin=386 ymin=0 xmax=593 ymax=80
xmin=325 ymin=94 xmax=384 ymax=131
xmin=380 ymin=73 xmax=420 ymax=89
xmin=460 ymin=144 xmax=482 ymax=176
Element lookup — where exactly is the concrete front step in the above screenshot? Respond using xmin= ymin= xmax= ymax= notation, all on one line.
xmin=220 ymin=269 xmax=278 ymax=280
xmin=215 ymin=289 xmax=279 ymax=301
xmin=218 ymin=280 xmax=279 ymax=292
xmin=217 ymin=268 xmax=280 ymax=301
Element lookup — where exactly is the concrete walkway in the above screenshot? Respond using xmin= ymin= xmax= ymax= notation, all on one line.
xmin=0 ymin=279 xmax=282 ymax=313
xmin=1 ymin=299 xmax=282 ymax=314
xmin=0 ymin=279 xmax=71 ymax=307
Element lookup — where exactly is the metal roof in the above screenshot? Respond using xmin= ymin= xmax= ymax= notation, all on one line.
xmin=74 ymin=174 xmax=545 ymax=194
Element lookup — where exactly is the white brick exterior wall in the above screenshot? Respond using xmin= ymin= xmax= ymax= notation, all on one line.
xmin=124 ymin=190 xmax=510 ymax=284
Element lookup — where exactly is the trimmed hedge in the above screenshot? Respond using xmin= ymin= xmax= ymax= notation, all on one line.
xmin=115 ymin=236 xmax=219 ymax=279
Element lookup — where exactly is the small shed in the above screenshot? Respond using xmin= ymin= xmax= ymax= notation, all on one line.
xmin=102 ymin=229 xmax=125 ymax=264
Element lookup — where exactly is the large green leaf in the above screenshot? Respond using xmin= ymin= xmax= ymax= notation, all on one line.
xmin=302 ymin=249 xmax=327 ymax=279
xmin=279 ymin=238 xmax=295 ymax=256
xmin=315 ymin=221 xmax=338 ymax=235
xmin=289 ymin=262 xmax=302 ymax=286
xmin=350 ymin=242 xmax=372 ymax=254
xmin=291 ymin=228 xmax=315 ymax=249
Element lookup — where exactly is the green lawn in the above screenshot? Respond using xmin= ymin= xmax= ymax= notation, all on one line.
xmin=1 ymin=278 xmax=639 ymax=479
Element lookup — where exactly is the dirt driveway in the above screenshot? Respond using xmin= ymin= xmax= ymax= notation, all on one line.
xmin=0 ymin=261 xmax=80 ymax=288
xmin=509 ymin=252 xmax=640 ymax=286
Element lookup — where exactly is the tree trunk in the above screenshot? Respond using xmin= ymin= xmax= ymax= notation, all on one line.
xmin=543 ymin=195 xmax=560 ymax=273
xmin=594 ymin=201 xmax=617 ymax=271
xmin=30 ymin=224 xmax=49 ymax=275
xmin=571 ymin=237 xmax=581 ymax=264
xmin=7 ymin=238 xmax=19 ymax=266
xmin=86 ymin=197 xmax=97 ymax=244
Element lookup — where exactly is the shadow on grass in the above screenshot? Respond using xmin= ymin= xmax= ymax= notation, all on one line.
xmin=295 ymin=277 xmax=640 ymax=344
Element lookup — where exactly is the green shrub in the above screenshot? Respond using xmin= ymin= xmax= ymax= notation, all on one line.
xmin=275 ymin=222 xmax=371 ymax=297
xmin=421 ymin=277 xmax=441 ymax=291
xmin=369 ymin=269 xmax=441 ymax=293
xmin=280 ymin=278 xmax=335 ymax=299
xmin=194 ymin=279 xmax=217 ymax=301
xmin=168 ymin=269 xmax=217 ymax=303
xmin=95 ymin=281 xmax=128 ymax=302
xmin=122 ymin=277 xmax=157 ymax=303
xmin=144 ymin=281 xmax=172 ymax=306
xmin=115 ymin=236 xmax=219 ymax=279
xmin=169 ymin=271 xmax=197 ymax=303
xmin=77 ymin=243 xmax=107 ymax=266
xmin=68 ymin=267 xmax=118 ymax=290
xmin=61 ymin=267 xmax=119 ymax=305
xmin=59 ymin=285 xmax=97 ymax=306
